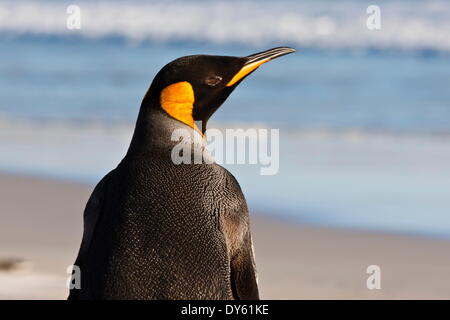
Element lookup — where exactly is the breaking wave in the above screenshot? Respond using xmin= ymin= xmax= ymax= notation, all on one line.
xmin=1 ymin=0 xmax=450 ymax=52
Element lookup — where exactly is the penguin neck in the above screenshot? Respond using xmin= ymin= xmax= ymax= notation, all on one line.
xmin=127 ymin=103 xmax=209 ymax=159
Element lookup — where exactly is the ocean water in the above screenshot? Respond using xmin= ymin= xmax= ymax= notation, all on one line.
xmin=1 ymin=0 xmax=450 ymax=237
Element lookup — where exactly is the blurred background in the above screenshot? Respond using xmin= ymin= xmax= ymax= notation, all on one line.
xmin=1 ymin=0 xmax=450 ymax=299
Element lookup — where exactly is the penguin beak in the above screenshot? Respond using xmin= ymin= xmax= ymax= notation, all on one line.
xmin=226 ymin=47 xmax=296 ymax=86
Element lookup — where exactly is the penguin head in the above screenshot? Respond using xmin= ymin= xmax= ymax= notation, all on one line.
xmin=143 ymin=47 xmax=295 ymax=133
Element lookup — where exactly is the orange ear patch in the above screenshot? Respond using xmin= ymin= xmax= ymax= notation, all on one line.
xmin=160 ymin=81 xmax=195 ymax=128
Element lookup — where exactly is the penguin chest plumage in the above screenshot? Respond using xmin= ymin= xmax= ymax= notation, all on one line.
xmin=81 ymin=152 xmax=248 ymax=299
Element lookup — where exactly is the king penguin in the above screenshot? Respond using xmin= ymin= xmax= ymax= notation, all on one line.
xmin=68 ymin=47 xmax=295 ymax=300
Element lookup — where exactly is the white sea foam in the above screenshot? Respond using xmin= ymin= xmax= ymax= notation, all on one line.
xmin=1 ymin=0 xmax=450 ymax=52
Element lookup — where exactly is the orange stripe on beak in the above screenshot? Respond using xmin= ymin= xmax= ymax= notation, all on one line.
xmin=226 ymin=58 xmax=269 ymax=87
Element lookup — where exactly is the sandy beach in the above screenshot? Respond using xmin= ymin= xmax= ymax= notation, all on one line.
xmin=0 ymin=173 xmax=449 ymax=300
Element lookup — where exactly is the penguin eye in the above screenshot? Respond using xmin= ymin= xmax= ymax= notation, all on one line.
xmin=204 ymin=75 xmax=223 ymax=87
